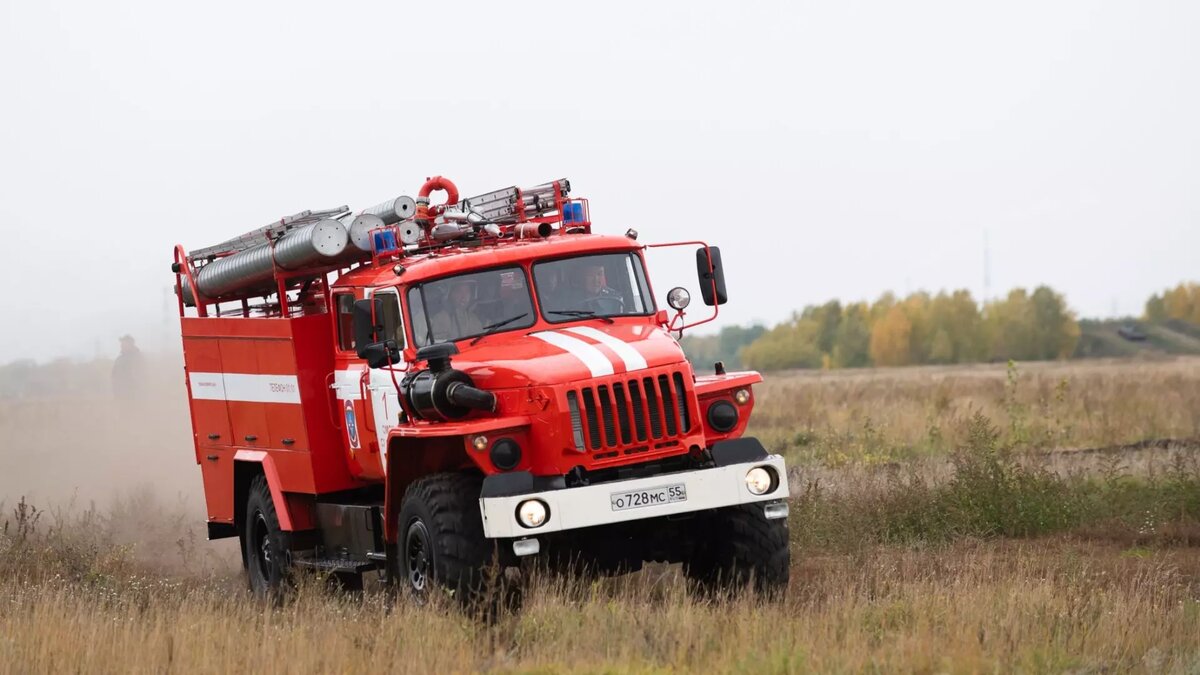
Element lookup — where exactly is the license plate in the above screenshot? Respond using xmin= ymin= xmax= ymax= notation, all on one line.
xmin=610 ymin=484 xmax=687 ymax=511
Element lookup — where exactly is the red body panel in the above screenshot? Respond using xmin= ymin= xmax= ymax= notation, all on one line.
xmin=182 ymin=314 xmax=363 ymax=528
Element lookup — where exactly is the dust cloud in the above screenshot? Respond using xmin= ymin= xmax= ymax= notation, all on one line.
xmin=0 ymin=348 xmax=240 ymax=572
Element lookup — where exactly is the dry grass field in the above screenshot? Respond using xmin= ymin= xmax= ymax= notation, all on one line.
xmin=2 ymin=355 xmax=1200 ymax=673
xmin=752 ymin=357 xmax=1200 ymax=465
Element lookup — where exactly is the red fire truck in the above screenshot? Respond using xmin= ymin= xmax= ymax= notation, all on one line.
xmin=172 ymin=176 xmax=790 ymax=603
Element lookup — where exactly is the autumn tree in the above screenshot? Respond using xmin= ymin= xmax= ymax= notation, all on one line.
xmin=832 ymin=302 xmax=871 ymax=368
xmin=1146 ymin=283 xmax=1200 ymax=324
xmin=740 ymin=314 xmax=824 ymax=371
xmin=869 ymin=305 xmax=913 ymax=367
xmin=984 ymin=286 xmax=1078 ymax=360
xmin=680 ymin=324 xmax=766 ymax=368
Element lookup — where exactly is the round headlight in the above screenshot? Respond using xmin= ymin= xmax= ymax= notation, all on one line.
xmin=707 ymin=400 xmax=739 ymax=433
xmin=471 ymin=435 xmax=489 ymax=452
xmin=667 ymin=287 xmax=691 ymax=311
xmin=745 ymin=466 xmax=775 ymax=495
xmin=733 ymin=388 xmax=751 ymax=405
xmin=490 ymin=438 xmax=522 ymax=471
xmin=516 ymin=499 xmax=548 ymax=528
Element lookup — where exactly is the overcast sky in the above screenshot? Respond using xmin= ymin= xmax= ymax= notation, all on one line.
xmin=1 ymin=0 xmax=1196 ymax=362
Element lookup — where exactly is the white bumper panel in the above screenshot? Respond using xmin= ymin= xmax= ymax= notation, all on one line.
xmin=478 ymin=455 xmax=789 ymax=539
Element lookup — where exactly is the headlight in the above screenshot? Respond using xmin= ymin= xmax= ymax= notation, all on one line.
xmin=733 ymin=388 xmax=751 ymax=405
xmin=471 ymin=435 xmax=489 ymax=452
xmin=745 ymin=466 xmax=776 ymax=495
xmin=667 ymin=287 xmax=691 ymax=310
xmin=516 ymin=499 xmax=549 ymax=528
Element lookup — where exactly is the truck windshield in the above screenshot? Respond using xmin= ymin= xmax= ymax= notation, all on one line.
xmin=533 ymin=252 xmax=655 ymax=322
xmin=408 ymin=266 xmax=536 ymax=347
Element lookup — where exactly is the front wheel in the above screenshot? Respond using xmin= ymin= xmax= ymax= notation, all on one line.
xmin=243 ymin=475 xmax=291 ymax=596
xmin=397 ymin=473 xmax=520 ymax=615
xmin=684 ymin=504 xmax=789 ymax=599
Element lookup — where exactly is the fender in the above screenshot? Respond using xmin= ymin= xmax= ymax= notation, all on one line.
xmin=380 ymin=416 xmax=532 ymax=545
xmin=693 ymin=372 xmax=762 ymax=397
xmin=233 ymin=449 xmax=309 ymax=531
xmin=388 ymin=415 xmax=532 ymax=439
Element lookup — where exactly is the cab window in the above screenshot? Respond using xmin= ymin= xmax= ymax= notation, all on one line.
xmin=374 ymin=291 xmax=405 ymax=348
xmin=534 ymin=252 xmax=654 ymax=322
xmin=335 ymin=293 xmax=356 ymax=351
xmin=407 ymin=266 xmax=535 ymax=347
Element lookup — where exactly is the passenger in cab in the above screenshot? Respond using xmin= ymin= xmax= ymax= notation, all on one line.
xmin=430 ymin=280 xmax=483 ymax=341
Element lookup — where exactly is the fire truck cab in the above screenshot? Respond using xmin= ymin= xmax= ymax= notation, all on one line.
xmin=173 ymin=177 xmax=790 ymax=604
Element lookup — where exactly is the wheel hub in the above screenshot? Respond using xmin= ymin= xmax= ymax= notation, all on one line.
xmin=405 ymin=520 xmax=432 ymax=592
xmin=253 ymin=512 xmax=272 ymax=580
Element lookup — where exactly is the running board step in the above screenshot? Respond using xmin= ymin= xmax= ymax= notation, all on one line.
xmin=292 ymin=557 xmax=379 ymax=574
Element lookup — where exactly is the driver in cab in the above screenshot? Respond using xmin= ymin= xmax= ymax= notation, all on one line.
xmin=431 ymin=280 xmax=483 ymax=341
xmin=575 ymin=262 xmax=624 ymax=314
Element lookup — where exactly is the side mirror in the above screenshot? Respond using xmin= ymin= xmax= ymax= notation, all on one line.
xmin=695 ymin=246 xmax=728 ymax=306
xmin=359 ymin=340 xmax=400 ymax=369
xmin=353 ymin=298 xmax=400 ymax=367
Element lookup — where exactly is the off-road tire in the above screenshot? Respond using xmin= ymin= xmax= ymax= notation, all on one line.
xmin=244 ymin=475 xmax=291 ymax=597
xmin=397 ymin=472 xmax=521 ymax=616
xmin=684 ymin=504 xmax=789 ymax=599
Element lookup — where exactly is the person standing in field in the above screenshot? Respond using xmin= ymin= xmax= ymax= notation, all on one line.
xmin=112 ymin=334 xmax=145 ymax=400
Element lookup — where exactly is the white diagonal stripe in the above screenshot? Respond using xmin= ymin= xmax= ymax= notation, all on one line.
xmin=530 ymin=331 xmax=615 ymax=377
xmin=563 ymin=326 xmax=648 ymax=372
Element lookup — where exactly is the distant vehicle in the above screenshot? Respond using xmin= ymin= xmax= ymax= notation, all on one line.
xmin=170 ymin=176 xmax=790 ymax=607
xmin=1118 ymin=324 xmax=1148 ymax=342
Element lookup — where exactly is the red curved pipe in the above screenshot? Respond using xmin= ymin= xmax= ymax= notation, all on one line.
xmin=418 ymin=175 xmax=459 ymax=206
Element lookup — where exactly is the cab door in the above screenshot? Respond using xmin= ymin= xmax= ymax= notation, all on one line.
xmin=365 ymin=288 xmax=407 ymax=467
xmin=331 ymin=290 xmax=382 ymax=479
xmin=330 ymin=288 xmax=406 ymax=480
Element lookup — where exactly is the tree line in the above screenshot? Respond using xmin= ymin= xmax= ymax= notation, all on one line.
xmin=1145 ymin=282 xmax=1200 ymax=324
xmin=683 ymin=286 xmax=1081 ymax=371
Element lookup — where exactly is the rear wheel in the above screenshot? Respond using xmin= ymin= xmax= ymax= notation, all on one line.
xmin=397 ymin=473 xmax=520 ymax=616
xmin=243 ymin=475 xmax=291 ymax=597
xmin=684 ymin=504 xmax=789 ymax=599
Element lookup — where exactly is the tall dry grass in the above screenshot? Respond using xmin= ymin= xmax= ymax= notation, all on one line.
xmin=2 ymin=515 xmax=1199 ymax=673
xmin=3 ymin=355 xmax=1200 ymax=672
xmin=751 ymin=357 xmax=1200 ymax=465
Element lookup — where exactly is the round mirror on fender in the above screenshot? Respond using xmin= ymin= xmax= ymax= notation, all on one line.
xmin=667 ymin=287 xmax=691 ymax=311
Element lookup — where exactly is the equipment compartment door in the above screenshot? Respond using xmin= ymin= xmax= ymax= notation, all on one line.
xmin=218 ymin=338 xmax=270 ymax=447
xmin=183 ymin=337 xmax=233 ymax=453
xmin=255 ymin=339 xmax=308 ymax=451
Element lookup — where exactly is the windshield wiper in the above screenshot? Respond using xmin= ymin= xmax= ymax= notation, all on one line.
xmin=545 ymin=310 xmax=615 ymax=324
xmin=470 ymin=313 xmax=530 ymax=345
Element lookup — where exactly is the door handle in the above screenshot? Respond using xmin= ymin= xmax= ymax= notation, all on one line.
xmin=326 ymin=371 xmax=342 ymax=430
xmin=244 ymin=435 xmax=257 ymax=442
xmin=360 ymin=371 xmax=376 ymax=432
xmin=207 ymin=433 xmax=221 ymax=440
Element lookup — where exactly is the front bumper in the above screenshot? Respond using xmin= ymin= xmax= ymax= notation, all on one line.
xmin=478 ymin=455 xmax=789 ymax=539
